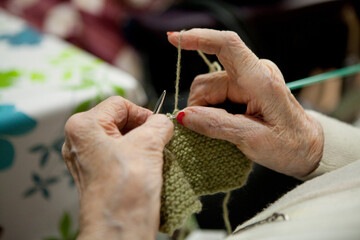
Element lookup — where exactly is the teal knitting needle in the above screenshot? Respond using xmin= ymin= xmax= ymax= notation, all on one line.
xmin=286 ymin=64 xmax=360 ymax=91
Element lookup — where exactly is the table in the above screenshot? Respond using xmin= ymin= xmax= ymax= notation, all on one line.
xmin=0 ymin=9 xmax=147 ymax=240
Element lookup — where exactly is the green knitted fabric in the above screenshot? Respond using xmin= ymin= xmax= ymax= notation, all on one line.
xmin=160 ymin=115 xmax=252 ymax=235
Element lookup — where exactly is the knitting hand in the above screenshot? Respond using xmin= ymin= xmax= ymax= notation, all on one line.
xmin=168 ymin=29 xmax=324 ymax=178
xmin=62 ymin=96 xmax=173 ymax=240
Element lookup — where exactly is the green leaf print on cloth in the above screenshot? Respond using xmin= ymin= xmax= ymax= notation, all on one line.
xmin=43 ymin=212 xmax=78 ymax=240
xmin=0 ymin=70 xmax=20 ymax=88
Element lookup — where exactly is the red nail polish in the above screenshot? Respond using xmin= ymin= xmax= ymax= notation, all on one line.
xmin=176 ymin=111 xmax=185 ymax=125
xmin=167 ymin=31 xmax=174 ymax=35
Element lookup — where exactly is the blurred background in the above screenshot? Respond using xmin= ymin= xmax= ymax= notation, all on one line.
xmin=1 ymin=0 xmax=360 ymax=239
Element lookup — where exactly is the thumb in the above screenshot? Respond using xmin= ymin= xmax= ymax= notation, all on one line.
xmin=177 ymin=106 xmax=265 ymax=147
xmin=125 ymin=114 xmax=174 ymax=150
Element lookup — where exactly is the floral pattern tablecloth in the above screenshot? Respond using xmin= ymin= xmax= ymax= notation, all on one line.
xmin=0 ymin=9 xmax=147 ymax=240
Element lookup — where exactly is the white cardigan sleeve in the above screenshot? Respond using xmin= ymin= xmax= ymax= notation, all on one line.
xmin=303 ymin=110 xmax=360 ymax=180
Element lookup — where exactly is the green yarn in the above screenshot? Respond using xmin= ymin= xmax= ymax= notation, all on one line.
xmin=160 ymin=115 xmax=252 ymax=235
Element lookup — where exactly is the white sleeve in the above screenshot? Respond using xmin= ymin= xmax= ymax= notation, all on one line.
xmin=303 ymin=110 xmax=360 ymax=180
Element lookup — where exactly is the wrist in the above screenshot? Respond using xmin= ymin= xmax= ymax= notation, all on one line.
xmin=78 ymin=183 xmax=161 ymax=240
xmin=298 ymin=114 xmax=324 ymax=178
xmin=77 ymin=223 xmax=123 ymax=240
xmin=78 ymin=206 xmax=159 ymax=240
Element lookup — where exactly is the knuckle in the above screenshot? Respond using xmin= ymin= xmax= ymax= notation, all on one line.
xmin=156 ymin=114 xmax=170 ymax=123
xmin=65 ymin=113 xmax=86 ymax=135
xmin=266 ymin=78 xmax=284 ymax=92
xmin=191 ymin=74 xmax=208 ymax=91
xmin=260 ymin=59 xmax=276 ymax=68
xmin=137 ymin=117 xmax=174 ymax=148
xmin=98 ymin=96 xmax=127 ymax=112
xmin=187 ymin=95 xmax=202 ymax=106
xmin=190 ymin=74 xmax=212 ymax=102
xmin=61 ymin=140 xmax=77 ymax=167
xmin=106 ymin=95 xmax=125 ymax=104
xmin=259 ymin=59 xmax=286 ymax=93
xmin=153 ymin=115 xmax=174 ymax=133
xmin=224 ymin=31 xmax=242 ymax=46
xmin=260 ymin=59 xmax=282 ymax=78
xmin=271 ymin=79 xmax=288 ymax=96
xmin=193 ymin=74 xmax=208 ymax=85
xmin=61 ymin=142 xmax=69 ymax=160
xmin=64 ymin=112 xmax=92 ymax=139
xmin=161 ymin=116 xmax=174 ymax=130
xmin=204 ymin=93 xmax=217 ymax=106
xmin=190 ymin=82 xmax=205 ymax=96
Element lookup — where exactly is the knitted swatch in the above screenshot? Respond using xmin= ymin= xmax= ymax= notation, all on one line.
xmin=160 ymin=115 xmax=252 ymax=235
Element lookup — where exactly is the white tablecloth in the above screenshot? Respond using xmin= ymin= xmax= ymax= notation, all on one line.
xmin=0 ymin=9 xmax=147 ymax=240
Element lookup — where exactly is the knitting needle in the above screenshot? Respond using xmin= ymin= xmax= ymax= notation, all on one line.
xmin=153 ymin=90 xmax=166 ymax=114
xmin=286 ymin=63 xmax=360 ymax=91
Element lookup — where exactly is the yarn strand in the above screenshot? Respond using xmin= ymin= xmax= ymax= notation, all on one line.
xmin=174 ymin=30 xmax=232 ymax=234
xmin=174 ymin=31 xmax=222 ymax=112
xmin=223 ymin=191 xmax=232 ymax=235
xmin=174 ymin=30 xmax=232 ymax=235
xmin=161 ymin=29 xmax=251 ymax=236
xmin=197 ymin=50 xmax=222 ymax=72
xmin=174 ymin=30 xmax=185 ymax=111
xmin=197 ymin=50 xmax=213 ymax=71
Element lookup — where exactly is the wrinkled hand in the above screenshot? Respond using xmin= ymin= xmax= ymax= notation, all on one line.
xmin=62 ymin=96 xmax=173 ymax=240
xmin=168 ymin=29 xmax=324 ymax=178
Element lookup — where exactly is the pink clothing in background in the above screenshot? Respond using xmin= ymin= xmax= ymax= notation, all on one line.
xmin=0 ymin=0 xmax=173 ymax=79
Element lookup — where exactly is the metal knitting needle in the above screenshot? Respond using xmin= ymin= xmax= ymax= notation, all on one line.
xmin=153 ymin=90 xmax=166 ymax=114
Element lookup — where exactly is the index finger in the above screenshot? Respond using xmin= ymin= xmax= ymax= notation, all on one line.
xmin=92 ymin=96 xmax=152 ymax=136
xmin=167 ymin=28 xmax=259 ymax=80
xmin=67 ymin=96 xmax=152 ymax=139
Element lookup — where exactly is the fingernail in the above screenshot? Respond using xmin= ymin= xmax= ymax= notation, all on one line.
xmin=167 ymin=31 xmax=174 ymax=35
xmin=176 ymin=111 xmax=185 ymax=125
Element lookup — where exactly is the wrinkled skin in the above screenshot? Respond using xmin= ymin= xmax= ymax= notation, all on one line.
xmin=62 ymin=29 xmax=324 ymax=240
xmin=168 ymin=28 xmax=324 ymax=178
xmin=62 ymin=96 xmax=173 ymax=239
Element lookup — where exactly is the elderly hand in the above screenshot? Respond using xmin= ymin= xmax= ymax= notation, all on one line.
xmin=62 ymin=96 xmax=173 ymax=240
xmin=168 ymin=29 xmax=324 ymax=178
